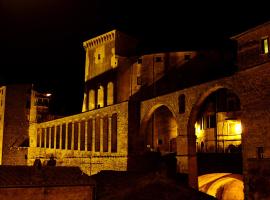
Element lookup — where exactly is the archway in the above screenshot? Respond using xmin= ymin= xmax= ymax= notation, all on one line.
xmin=144 ymin=105 xmax=178 ymax=154
xmin=188 ymin=87 xmax=244 ymax=199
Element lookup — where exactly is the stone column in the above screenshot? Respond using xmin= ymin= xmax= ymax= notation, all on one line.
xmin=49 ymin=127 xmax=51 ymax=149
xmin=78 ymin=121 xmax=81 ymax=151
xmin=85 ymin=120 xmax=88 ymax=151
xmin=100 ymin=118 xmax=103 ymax=152
xmin=60 ymin=124 xmax=62 ymax=149
xmin=108 ymin=117 xmax=112 ymax=153
xmin=54 ymin=125 xmax=57 ymax=149
xmin=43 ymin=127 xmax=46 ymax=148
xmin=65 ymin=122 xmax=68 ymax=150
xmin=71 ymin=122 xmax=74 ymax=150
xmin=40 ymin=128 xmax=42 ymax=148
xmin=92 ymin=119 xmax=95 ymax=152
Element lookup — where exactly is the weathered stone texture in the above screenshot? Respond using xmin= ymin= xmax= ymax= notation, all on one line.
xmin=0 ymin=186 xmax=94 ymax=200
xmin=28 ymin=102 xmax=129 ymax=175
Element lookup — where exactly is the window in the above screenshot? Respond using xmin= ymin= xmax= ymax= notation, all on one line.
xmin=97 ymin=86 xmax=104 ymax=108
xmin=137 ymin=76 xmax=142 ymax=85
xmin=206 ymin=114 xmax=216 ymax=128
xmin=257 ymin=146 xmax=264 ymax=159
xmin=88 ymin=90 xmax=95 ymax=110
xmin=107 ymin=82 xmax=114 ymax=106
xmin=184 ymin=54 xmax=191 ymax=61
xmin=98 ymin=53 xmax=101 ymax=60
xmin=137 ymin=58 xmax=142 ymax=64
xmin=261 ymin=37 xmax=269 ymax=54
xmin=155 ymin=57 xmax=162 ymax=62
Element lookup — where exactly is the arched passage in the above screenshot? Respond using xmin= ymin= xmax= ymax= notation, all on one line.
xmin=188 ymin=87 xmax=243 ymax=199
xmin=141 ymin=105 xmax=178 ymax=154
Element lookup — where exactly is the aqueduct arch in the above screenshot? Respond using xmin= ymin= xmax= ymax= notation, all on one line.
xmin=140 ymin=80 xmax=247 ymax=186
xmin=187 ymin=86 xmax=244 ymax=198
xmin=140 ymin=104 xmax=179 ymax=154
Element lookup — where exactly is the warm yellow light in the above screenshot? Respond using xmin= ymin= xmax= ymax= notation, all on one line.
xmin=195 ymin=122 xmax=202 ymax=137
xmin=234 ymin=123 xmax=242 ymax=134
xmin=46 ymin=93 xmax=52 ymax=97
xmin=264 ymin=39 xmax=269 ymax=54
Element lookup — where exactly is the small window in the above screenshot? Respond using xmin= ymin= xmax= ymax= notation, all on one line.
xmin=98 ymin=54 xmax=101 ymax=60
xmin=155 ymin=57 xmax=162 ymax=62
xmin=184 ymin=54 xmax=191 ymax=61
xmin=137 ymin=58 xmax=142 ymax=64
xmin=207 ymin=115 xmax=216 ymax=128
xmin=158 ymin=139 xmax=163 ymax=145
xmin=257 ymin=146 xmax=264 ymax=159
xmin=261 ymin=38 xmax=269 ymax=54
xmin=137 ymin=76 xmax=142 ymax=85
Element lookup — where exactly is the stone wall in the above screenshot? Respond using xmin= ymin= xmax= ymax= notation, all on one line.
xmin=0 ymin=185 xmax=94 ymax=200
xmin=140 ymin=61 xmax=270 ymax=198
xmin=2 ymin=84 xmax=31 ymax=165
xmin=28 ymin=102 xmax=129 ymax=175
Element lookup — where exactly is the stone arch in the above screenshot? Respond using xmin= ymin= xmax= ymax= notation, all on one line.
xmin=140 ymin=103 xmax=178 ymax=153
xmin=107 ymin=82 xmax=114 ymax=106
xmin=88 ymin=89 xmax=95 ymax=110
xmin=97 ymin=85 xmax=104 ymax=108
xmin=187 ymin=84 xmax=242 ymax=189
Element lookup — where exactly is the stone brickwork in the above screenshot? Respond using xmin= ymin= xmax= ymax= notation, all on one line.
xmin=28 ymin=102 xmax=129 ymax=175
xmin=1 ymin=84 xmax=32 ymax=165
xmin=232 ymin=21 xmax=270 ymax=70
xmin=0 ymin=186 xmax=94 ymax=200
xmin=140 ymin=62 xmax=270 ymax=198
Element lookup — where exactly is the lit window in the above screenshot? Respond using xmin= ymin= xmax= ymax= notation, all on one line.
xmin=261 ymin=38 xmax=269 ymax=54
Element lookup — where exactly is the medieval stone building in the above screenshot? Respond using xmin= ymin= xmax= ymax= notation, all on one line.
xmin=1 ymin=21 xmax=270 ymax=199
xmin=0 ymin=84 xmax=54 ymax=165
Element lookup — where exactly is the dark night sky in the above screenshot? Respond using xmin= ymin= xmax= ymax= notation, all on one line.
xmin=0 ymin=0 xmax=270 ymax=115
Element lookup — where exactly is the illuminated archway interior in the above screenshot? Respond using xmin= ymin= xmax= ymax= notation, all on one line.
xmin=195 ymin=88 xmax=243 ymax=200
xmin=195 ymin=88 xmax=242 ymax=153
xmin=145 ymin=105 xmax=178 ymax=154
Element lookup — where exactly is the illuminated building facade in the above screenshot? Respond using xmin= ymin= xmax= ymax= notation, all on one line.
xmin=0 ymin=84 xmax=52 ymax=165
xmin=1 ymin=21 xmax=269 ymax=199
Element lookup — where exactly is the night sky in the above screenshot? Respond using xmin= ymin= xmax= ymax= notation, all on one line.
xmin=0 ymin=0 xmax=270 ymax=115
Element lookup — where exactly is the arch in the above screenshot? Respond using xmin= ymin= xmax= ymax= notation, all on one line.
xmin=140 ymin=103 xmax=177 ymax=136
xmin=107 ymin=82 xmax=114 ymax=106
xmin=187 ymin=85 xmax=242 ymax=189
xmin=97 ymin=85 xmax=104 ymax=108
xmin=140 ymin=104 xmax=178 ymax=153
xmin=88 ymin=90 xmax=95 ymax=110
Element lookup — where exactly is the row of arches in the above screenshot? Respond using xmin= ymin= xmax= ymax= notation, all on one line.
xmin=86 ymin=82 xmax=114 ymax=111
xmin=141 ymin=88 xmax=242 ymax=155
xmin=140 ymin=87 xmax=244 ymax=199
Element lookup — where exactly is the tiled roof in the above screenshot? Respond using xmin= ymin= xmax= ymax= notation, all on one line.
xmin=0 ymin=165 xmax=95 ymax=188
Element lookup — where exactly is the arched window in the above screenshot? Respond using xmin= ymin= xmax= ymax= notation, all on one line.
xmin=89 ymin=90 xmax=95 ymax=110
xmin=107 ymin=82 xmax=114 ymax=106
xmin=97 ymin=86 xmax=104 ymax=108
xmin=82 ymin=93 xmax=87 ymax=112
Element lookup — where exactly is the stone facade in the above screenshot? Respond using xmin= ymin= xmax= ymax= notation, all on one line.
xmin=28 ymin=102 xmax=129 ymax=175
xmin=0 ymin=186 xmax=94 ymax=200
xmin=0 ymin=165 xmax=95 ymax=200
xmin=0 ymin=84 xmax=53 ymax=165
xmin=1 ymin=22 xmax=270 ymax=199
